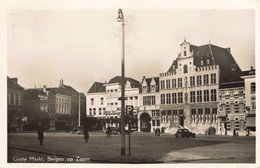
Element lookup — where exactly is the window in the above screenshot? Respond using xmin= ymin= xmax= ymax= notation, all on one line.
xmin=191 ymin=109 xmax=196 ymax=115
xmin=178 ymin=92 xmax=183 ymax=104
xmin=226 ymin=104 xmax=230 ymax=113
xmin=172 ymin=79 xmax=176 ymax=88
xmin=142 ymin=86 xmax=147 ymax=93
xmin=161 ymin=94 xmax=165 ymax=104
xmin=110 ymin=89 xmax=113 ymax=92
xmin=143 ymin=96 xmax=156 ymax=105
xmin=115 ymin=102 xmax=118 ymax=105
xmin=178 ymin=78 xmax=182 ymax=88
xmin=197 ymin=75 xmax=202 ymax=86
xmin=205 ymin=108 xmax=210 ymax=115
xmin=203 ymin=74 xmax=209 ymax=85
xmin=166 ymin=93 xmax=171 ymax=104
xmin=103 ymin=108 xmax=106 ymax=115
xmin=239 ymin=90 xmax=244 ymax=97
xmin=89 ymin=108 xmax=92 ymax=115
xmin=230 ymin=103 xmax=234 ymax=113
xmin=207 ymin=59 xmax=210 ymax=65
xmin=235 ymin=104 xmax=239 ymax=113
xmin=204 ymin=90 xmax=209 ymax=102
xmin=173 ymin=110 xmax=178 ymax=115
xmin=172 ymin=93 xmax=177 ymax=104
xmin=15 ymin=93 xmax=19 ymax=105
xmin=190 ymin=91 xmax=196 ymax=103
xmin=166 ymin=79 xmax=171 ymax=89
xmin=10 ymin=92 xmax=14 ymax=105
xmin=198 ymin=108 xmax=203 ymax=115
xmin=115 ymin=89 xmax=118 ymax=92
xmin=160 ymin=80 xmax=165 ymax=90
xmin=212 ymin=108 xmax=217 ymax=115
xmin=190 ymin=76 xmax=195 ymax=87
xmin=211 ymin=73 xmax=216 ymax=84
xmin=99 ymin=108 xmax=102 ymax=115
xmin=251 ymin=82 xmax=255 ymax=93
xmin=211 ymin=89 xmax=217 ymax=101
xmin=179 ymin=109 xmax=184 ymax=115
xmin=251 ymin=97 xmax=256 ymax=110
xmin=167 ymin=110 xmax=171 ymax=116
xmin=197 ymin=90 xmax=202 ymax=102
xmin=152 ymin=120 xmax=155 ymax=126
xmin=91 ymin=98 xmax=94 ymax=105
xmin=101 ymin=98 xmax=104 ymax=105
xmin=184 ymin=50 xmax=187 ymax=56
xmin=93 ymin=108 xmax=96 ymax=115
xmin=239 ymin=103 xmax=244 ymax=113
xmin=151 ymin=85 xmax=156 ymax=92
xmin=157 ymin=120 xmax=160 ymax=126
xmin=201 ymin=60 xmax=203 ymax=66
xmin=184 ymin=65 xmax=188 ymax=73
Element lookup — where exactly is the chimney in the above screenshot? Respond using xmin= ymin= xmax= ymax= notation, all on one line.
xmin=43 ymin=85 xmax=46 ymax=92
xmin=250 ymin=66 xmax=254 ymax=70
xmin=60 ymin=79 xmax=63 ymax=86
xmin=226 ymin=48 xmax=231 ymax=53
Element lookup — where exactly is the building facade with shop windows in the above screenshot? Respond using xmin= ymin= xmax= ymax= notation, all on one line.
xmin=218 ymin=81 xmax=246 ymax=136
xmin=241 ymin=67 xmax=256 ymax=135
xmin=86 ymin=76 xmax=140 ymax=130
xmin=138 ymin=76 xmax=160 ymax=132
xmin=7 ymin=77 xmax=24 ymax=132
xmin=159 ymin=40 xmax=242 ymax=134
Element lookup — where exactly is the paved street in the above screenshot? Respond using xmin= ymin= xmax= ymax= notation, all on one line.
xmin=8 ymin=131 xmax=255 ymax=163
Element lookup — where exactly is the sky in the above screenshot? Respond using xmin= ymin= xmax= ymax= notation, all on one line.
xmin=7 ymin=9 xmax=255 ymax=93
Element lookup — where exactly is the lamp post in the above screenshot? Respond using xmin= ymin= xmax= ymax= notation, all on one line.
xmin=117 ymin=8 xmax=126 ymax=156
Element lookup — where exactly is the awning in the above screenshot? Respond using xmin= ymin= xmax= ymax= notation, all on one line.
xmin=246 ymin=117 xmax=255 ymax=127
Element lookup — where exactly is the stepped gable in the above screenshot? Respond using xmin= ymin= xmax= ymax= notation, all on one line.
xmin=167 ymin=43 xmax=242 ymax=84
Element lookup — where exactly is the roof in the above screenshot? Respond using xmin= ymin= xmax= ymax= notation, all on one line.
xmin=23 ymin=89 xmax=48 ymax=99
xmin=141 ymin=77 xmax=159 ymax=93
xmin=167 ymin=43 xmax=243 ymax=83
xmin=219 ymin=81 xmax=244 ymax=89
xmin=60 ymin=84 xmax=78 ymax=94
xmin=241 ymin=69 xmax=255 ymax=77
xmin=108 ymin=76 xmax=141 ymax=88
xmin=87 ymin=82 xmax=106 ymax=93
xmin=7 ymin=76 xmax=24 ymax=90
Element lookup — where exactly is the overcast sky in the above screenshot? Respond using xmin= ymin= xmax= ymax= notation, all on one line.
xmin=7 ymin=9 xmax=255 ymax=93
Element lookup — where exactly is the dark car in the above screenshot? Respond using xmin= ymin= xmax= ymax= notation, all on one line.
xmin=175 ymin=128 xmax=196 ymax=138
xmin=111 ymin=127 xmax=120 ymax=134
xmin=71 ymin=126 xmax=84 ymax=134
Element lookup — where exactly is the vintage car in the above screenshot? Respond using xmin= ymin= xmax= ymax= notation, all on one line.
xmin=175 ymin=128 xmax=196 ymax=138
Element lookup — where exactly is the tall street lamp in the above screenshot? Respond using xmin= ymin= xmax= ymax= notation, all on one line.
xmin=117 ymin=8 xmax=126 ymax=156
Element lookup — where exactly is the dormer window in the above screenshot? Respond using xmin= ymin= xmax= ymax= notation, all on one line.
xmin=207 ymin=59 xmax=210 ymax=65
xmin=142 ymin=86 xmax=147 ymax=93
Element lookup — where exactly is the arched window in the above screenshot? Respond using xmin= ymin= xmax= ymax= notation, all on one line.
xmin=184 ymin=65 xmax=188 ymax=73
xmin=184 ymin=51 xmax=187 ymax=56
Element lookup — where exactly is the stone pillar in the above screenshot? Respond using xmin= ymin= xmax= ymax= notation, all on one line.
xmin=138 ymin=119 xmax=141 ymax=132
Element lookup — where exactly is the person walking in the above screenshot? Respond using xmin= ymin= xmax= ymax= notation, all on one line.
xmin=37 ymin=123 xmax=44 ymax=146
xmin=107 ymin=126 xmax=112 ymax=138
xmin=157 ymin=128 xmax=161 ymax=136
xmin=83 ymin=127 xmax=89 ymax=143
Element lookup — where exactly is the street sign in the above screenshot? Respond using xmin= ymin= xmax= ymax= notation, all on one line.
xmin=126 ymin=105 xmax=133 ymax=116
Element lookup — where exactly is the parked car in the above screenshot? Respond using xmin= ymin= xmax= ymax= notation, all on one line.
xmin=71 ymin=126 xmax=84 ymax=134
xmin=111 ymin=127 xmax=120 ymax=134
xmin=175 ymin=128 xmax=196 ymax=138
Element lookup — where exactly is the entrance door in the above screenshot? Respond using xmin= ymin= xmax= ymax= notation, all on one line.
xmin=180 ymin=116 xmax=184 ymax=127
xmin=140 ymin=113 xmax=151 ymax=132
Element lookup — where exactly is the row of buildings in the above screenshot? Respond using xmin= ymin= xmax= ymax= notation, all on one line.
xmin=7 ymin=78 xmax=86 ymax=132
xmin=86 ymin=40 xmax=256 ymax=136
